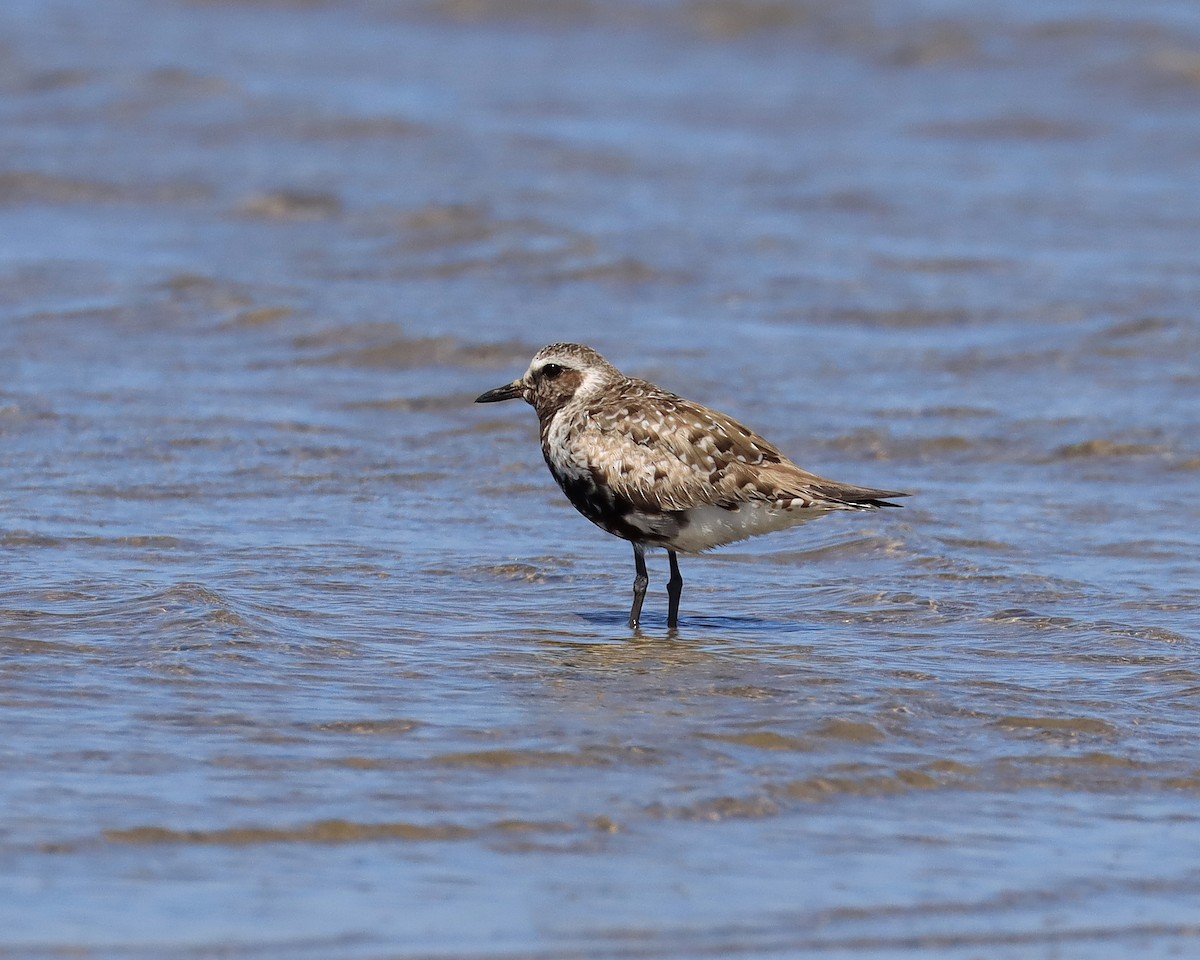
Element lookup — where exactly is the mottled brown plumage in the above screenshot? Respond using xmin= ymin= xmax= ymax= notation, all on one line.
xmin=476 ymin=343 xmax=908 ymax=630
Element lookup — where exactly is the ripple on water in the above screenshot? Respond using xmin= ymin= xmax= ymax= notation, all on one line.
xmin=3 ymin=0 xmax=1200 ymax=954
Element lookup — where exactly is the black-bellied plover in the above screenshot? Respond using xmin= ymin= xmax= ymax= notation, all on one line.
xmin=476 ymin=343 xmax=909 ymax=630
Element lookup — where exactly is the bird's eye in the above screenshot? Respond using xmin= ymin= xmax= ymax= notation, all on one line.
xmin=541 ymin=363 xmax=564 ymax=380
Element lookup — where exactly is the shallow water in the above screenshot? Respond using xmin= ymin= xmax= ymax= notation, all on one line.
xmin=2 ymin=0 xmax=1199 ymax=956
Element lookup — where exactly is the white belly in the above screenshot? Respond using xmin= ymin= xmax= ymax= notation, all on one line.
xmin=636 ymin=500 xmax=835 ymax=554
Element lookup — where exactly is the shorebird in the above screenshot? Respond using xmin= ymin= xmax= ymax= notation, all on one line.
xmin=476 ymin=343 xmax=908 ymax=630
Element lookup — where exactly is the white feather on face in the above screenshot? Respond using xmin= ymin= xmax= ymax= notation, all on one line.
xmin=521 ymin=345 xmax=619 ymax=424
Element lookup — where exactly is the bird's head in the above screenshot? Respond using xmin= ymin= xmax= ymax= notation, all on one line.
xmin=475 ymin=343 xmax=621 ymax=419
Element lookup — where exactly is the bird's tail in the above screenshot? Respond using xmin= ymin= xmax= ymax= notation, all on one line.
xmin=814 ymin=479 xmax=910 ymax=509
xmin=767 ymin=462 xmax=911 ymax=509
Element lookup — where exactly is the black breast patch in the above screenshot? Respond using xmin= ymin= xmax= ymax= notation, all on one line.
xmin=551 ymin=466 xmax=684 ymax=546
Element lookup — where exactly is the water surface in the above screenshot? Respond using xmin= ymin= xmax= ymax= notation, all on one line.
xmin=2 ymin=0 xmax=1199 ymax=956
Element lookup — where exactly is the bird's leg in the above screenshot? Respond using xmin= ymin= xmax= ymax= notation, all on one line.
xmin=629 ymin=543 xmax=649 ymax=630
xmin=666 ymin=550 xmax=683 ymax=629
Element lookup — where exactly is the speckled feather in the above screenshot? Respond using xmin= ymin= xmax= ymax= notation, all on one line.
xmin=562 ymin=378 xmax=897 ymax=513
xmin=496 ymin=343 xmax=907 ymax=554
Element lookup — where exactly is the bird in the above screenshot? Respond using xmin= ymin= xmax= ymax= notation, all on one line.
xmin=475 ymin=343 xmax=909 ymax=631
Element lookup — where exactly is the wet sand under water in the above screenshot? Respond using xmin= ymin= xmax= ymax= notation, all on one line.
xmin=1 ymin=0 xmax=1199 ymax=957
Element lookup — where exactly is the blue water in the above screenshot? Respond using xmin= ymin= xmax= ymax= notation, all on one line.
xmin=2 ymin=0 xmax=1198 ymax=956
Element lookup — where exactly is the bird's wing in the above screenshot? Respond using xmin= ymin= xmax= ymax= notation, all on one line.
xmin=581 ymin=382 xmax=907 ymax=512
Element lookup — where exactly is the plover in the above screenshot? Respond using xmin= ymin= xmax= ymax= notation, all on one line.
xmin=476 ymin=343 xmax=908 ymax=630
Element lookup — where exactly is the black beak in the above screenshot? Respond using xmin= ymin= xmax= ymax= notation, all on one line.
xmin=475 ymin=380 xmax=523 ymax=403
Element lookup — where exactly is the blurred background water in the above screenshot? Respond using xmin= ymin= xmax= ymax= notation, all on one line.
xmin=2 ymin=0 xmax=1199 ymax=957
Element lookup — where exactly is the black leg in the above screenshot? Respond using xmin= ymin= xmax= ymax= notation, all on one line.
xmin=666 ymin=550 xmax=683 ymax=629
xmin=629 ymin=543 xmax=649 ymax=630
